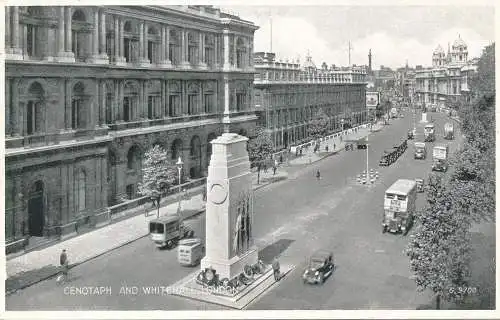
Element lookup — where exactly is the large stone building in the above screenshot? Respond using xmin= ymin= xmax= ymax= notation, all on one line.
xmin=415 ymin=36 xmax=478 ymax=110
xmin=253 ymin=52 xmax=367 ymax=151
xmin=4 ymin=5 xmax=258 ymax=249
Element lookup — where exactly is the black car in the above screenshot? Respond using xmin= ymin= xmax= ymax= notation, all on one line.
xmin=302 ymin=250 xmax=335 ymax=284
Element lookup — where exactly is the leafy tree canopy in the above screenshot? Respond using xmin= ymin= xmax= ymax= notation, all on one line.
xmin=247 ymin=126 xmax=274 ymax=168
xmin=308 ymin=108 xmax=330 ymax=139
xmin=137 ymin=145 xmax=177 ymax=198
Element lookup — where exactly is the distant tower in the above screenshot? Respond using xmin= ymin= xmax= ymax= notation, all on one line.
xmin=368 ymin=49 xmax=372 ymax=73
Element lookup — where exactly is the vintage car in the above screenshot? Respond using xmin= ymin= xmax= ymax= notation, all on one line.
xmin=379 ymin=150 xmax=392 ymax=166
xmin=302 ymin=250 xmax=335 ymax=284
xmin=416 ymin=178 xmax=425 ymax=193
xmin=407 ymin=130 xmax=414 ymax=140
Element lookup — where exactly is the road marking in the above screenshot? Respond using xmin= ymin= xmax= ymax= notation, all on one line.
xmin=374 ymin=249 xmax=385 ymax=253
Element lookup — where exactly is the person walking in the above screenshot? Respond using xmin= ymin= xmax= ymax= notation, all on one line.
xmin=58 ymin=249 xmax=69 ymax=283
xmin=316 ymin=169 xmax=321 ymax=180
xmin=272 ymin=258 xmax=281 ymax=281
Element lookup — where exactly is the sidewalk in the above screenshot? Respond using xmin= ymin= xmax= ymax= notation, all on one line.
xmin=289 ymin=122 xmax=384 ymax=166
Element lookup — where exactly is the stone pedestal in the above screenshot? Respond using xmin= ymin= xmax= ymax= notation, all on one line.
xmin=138 ymin=58 xmax=151 ymax=67
xmin=6 ymin=48 xmax=24 ymax=61
xmin=200 ymin=133 xmax=258 ymax=280
xmin=113 ymin=56 xmax=127 ymax=66
xmin=157 ymin=60 xmax=173 ymax=69
xmin=56 ymin=51 xmax=75 ymax=63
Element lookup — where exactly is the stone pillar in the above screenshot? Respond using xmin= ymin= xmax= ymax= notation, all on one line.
xmin=180 ymin=29 xmax=190 ymax=69
xmin=92 ymin=11 xmax=99 ymax=57
xmin=233 ymin=36 xmax=237 ymax=68
xmin=200 ymin=133 xmax=258 ymax=279
xmin=65 ymin=7 xmax=72 ymax=53
xmin=112 ymin=19 xmax=126 ymax=66
xmin=223 ymin=30 xmax=230 ymax=71
xmin=222 ymin=76 xmax=230 ymax=127
xmin=158 ymin=26 xmax=172 ymax=68
xmin=5 ymin=78 xmax=11 ymax=136
xmin=198 ymin=32 xmax=207 ymax=69
xmin=99 ymin=11 xmax=107 ymax=57
xmin=138 ymin=22 xmax=149 ymax=66
xmin=5 ymin=7 xmax=11 ymax=48
xmin=161 ymin=81 xmax=166 ymax=118
xmin=214 ymin=33 xmax=219 ymax=68
xmin=6 ymin=6 xmax=23 ymax=60
xmin=55 ymin=7 xmax=74 ymax=62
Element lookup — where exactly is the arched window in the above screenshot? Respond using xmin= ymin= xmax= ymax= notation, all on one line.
xmin=168 ymin=82 xmax=181 ymax=117
xmin=76 ymin=169 xmax=86 ymax=211
xmin=123 ymin=21 xmax=139 ymax=63
xmin=72 ymin=10 xmax=90 ymax=61
xmin=72 ymin=82 xmax=86 ymax=129
xmin=171 ymin=139 xmax=183 ymax=161
xmin=26 ymin=82 xmax=44 ymax=135
xmin=123 ymin=82 xmax=139 ymax=122
xmin=187 ymin=83 xmax=200 ymax=115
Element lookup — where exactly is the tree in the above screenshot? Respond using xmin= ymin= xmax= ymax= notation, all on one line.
xmin=406 ymin=174 xmax=472 ymax=309
xmin=247 ymin=127 xmax=274 ymax=185
xmin=308 ymin=108 xmax=329 ymax=140
xmin=138 ymin=145 xmax=177 ymax=217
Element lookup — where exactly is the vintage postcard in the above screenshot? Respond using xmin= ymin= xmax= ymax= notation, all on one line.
xmin=2 ymin=0 xmax=497 ymax=319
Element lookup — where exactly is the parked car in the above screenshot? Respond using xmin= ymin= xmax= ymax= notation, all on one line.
xmin=302 ymin=250 xmax=335 ymax=284
xmin=416 ymin=178 xmax=425 ymax=193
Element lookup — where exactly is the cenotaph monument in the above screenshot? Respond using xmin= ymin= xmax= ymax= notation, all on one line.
xmin=200 ymin=132 xmax=258 ymax=278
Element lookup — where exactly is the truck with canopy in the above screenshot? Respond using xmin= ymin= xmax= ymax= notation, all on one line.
xmin=432 ymin=144 xmax=449 ymax=172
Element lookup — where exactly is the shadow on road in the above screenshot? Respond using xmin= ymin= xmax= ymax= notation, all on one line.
xmin=258 ymin=239 xmax=295 ymax=263
xmin=6 ymin=264 xmax=60 ymax=295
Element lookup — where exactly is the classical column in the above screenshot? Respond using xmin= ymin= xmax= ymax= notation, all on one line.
xmin=223 ymin=30 xmax=230 ymax=71
xmin=180 ymin=29 xmax=190 ymax=68
xmin=139 ymin=22 xmax=144 ymax=59
xmin=143 ymin=22 xmax=148 ymax=61
xmin=5 ymin=7 xmax=11 ymax=49
xmin=99 ymin=11 xmax=108 ymax=60
xmin=91 ymin=10 xmax=99 ymax=57
xmin=5 ymin=78 xmax=11 ymax=136
xmin=214 ymin=33 xmax=219 ymax=68
xmin=6 ymin=6 xmax=22 ymax=60
xmin=233 ymin=36 xmax=237 ymax=68
xmin=65 ymin=7 xmax=72 ymax=52
xmin=198 ymin=32 xmax=207 ymax=69
xmin=158 ymin=26 xmax=171 ymax=68
xmin=160 ymin=81 xmax=166 ymax=118
xmin=165 ymin=26 xmax=170 ymax=61
xmin=57 ymin=7 xmax=65 ymax=54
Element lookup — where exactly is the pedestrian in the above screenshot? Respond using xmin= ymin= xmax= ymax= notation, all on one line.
xmin=59 ymin=249 xmax=69 ymax=282
xmin=202 ymin=188 xmax=207 ymax=201
xmin=279 ymin=154 xmax=283 ymax=163
xmin=333 ymin=142 xmax=336 ymax=150
xmin=272 ymin=258 xmax=281 ymax=281
xmin=316 ymin=169 xmax=321 ymax=180
xmin=325 ymin=145 xmax=329 ymax=152
xmin=300 ymin=148 xmax=303 ymax=156
xmin=340 ymin=136 xmax=343 ymax=142
xmin=273 ymin=165 xmax=277 ymax=175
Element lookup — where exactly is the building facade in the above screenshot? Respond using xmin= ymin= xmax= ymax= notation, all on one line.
xmin=253 ymin=52 xmax=367 ymax=151
xmin=4 ymin=5 xmax=258 ymax=247
xmin=415 ymin=36 xmax=477 ymax=110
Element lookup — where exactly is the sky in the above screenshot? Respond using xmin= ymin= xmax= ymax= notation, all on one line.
xmin=222 ymin=5 xmax=495 ymax=69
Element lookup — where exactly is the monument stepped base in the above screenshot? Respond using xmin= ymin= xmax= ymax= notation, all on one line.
xmin=169 ymin=264 xmax=295 ymax=309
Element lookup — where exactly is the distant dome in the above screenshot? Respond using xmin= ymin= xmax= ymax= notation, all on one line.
xmin=433 ymin=44 xmax=445 ymax=54
xmin=453 ymin=36 xmax=467 ymax=49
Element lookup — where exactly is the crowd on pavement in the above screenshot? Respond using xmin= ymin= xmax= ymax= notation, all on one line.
xmin=6 ymin=120 xmax=385 ymax=295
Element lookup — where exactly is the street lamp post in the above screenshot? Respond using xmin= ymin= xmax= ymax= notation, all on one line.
xmin=176 ymin=156 xmax=184 ymax=220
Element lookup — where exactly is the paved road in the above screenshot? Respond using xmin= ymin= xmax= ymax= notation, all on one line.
xmin=6 ymin=110 xmax=463 ymax=310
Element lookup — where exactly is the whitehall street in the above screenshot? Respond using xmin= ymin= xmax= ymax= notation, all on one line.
xmin=7 ymin=110 xmax=465 ymax=310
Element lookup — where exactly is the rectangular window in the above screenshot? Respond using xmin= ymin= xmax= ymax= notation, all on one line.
xmin=169 ymin=95 xmax=179 ymax=117
xmin=188 ymin=95 xmax=197 ymax=115
xmin=124 ymin=38 xmax=131 ymax=62
xmin=27 ymin=24 xmax=36 ymax=57
xmin=106 ymin=35 xmax=113 ymax=60
xmin=148 ymin=96 xmax=154 ymax=119
xmin=27 ymin=101 xmax=34 ymax=135
xmin=106 ymin=94 xmax=113 ymax=124
xmin=204 ymin=94 xmax=212 ymax=113
xmin=148 ymin=41 xmax=154 ymax=63
xmin=123 ymin=97 xmax=130 ymax=121
xmin=71 ymin=100 xmax=80 ymax=129
xmin=169 ymin=44 xmax=176 ymax=65
xmin=204 ymin=47 xmax=211 ymax=66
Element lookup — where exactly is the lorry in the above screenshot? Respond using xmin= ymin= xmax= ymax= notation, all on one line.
xmin=444 ymin=122 xmax=454 ymax=140
xmin=178 ymin=238 xmax=205 ymax=266
xmin=382 ymin=179 xmax=417 ymax=235
xmin=424 ymin=123 xmax=435 ymax=142
xmin=390 ymin=107 xmax=398 ymax=118
xmin=432 ymin=144 xmax=449 ymax=172
xmin=414 ymin=142 xmax=426 ymax=160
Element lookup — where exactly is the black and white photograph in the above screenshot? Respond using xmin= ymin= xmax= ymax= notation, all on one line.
xmin=2 ymin=1 xmax=496 ymax=317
